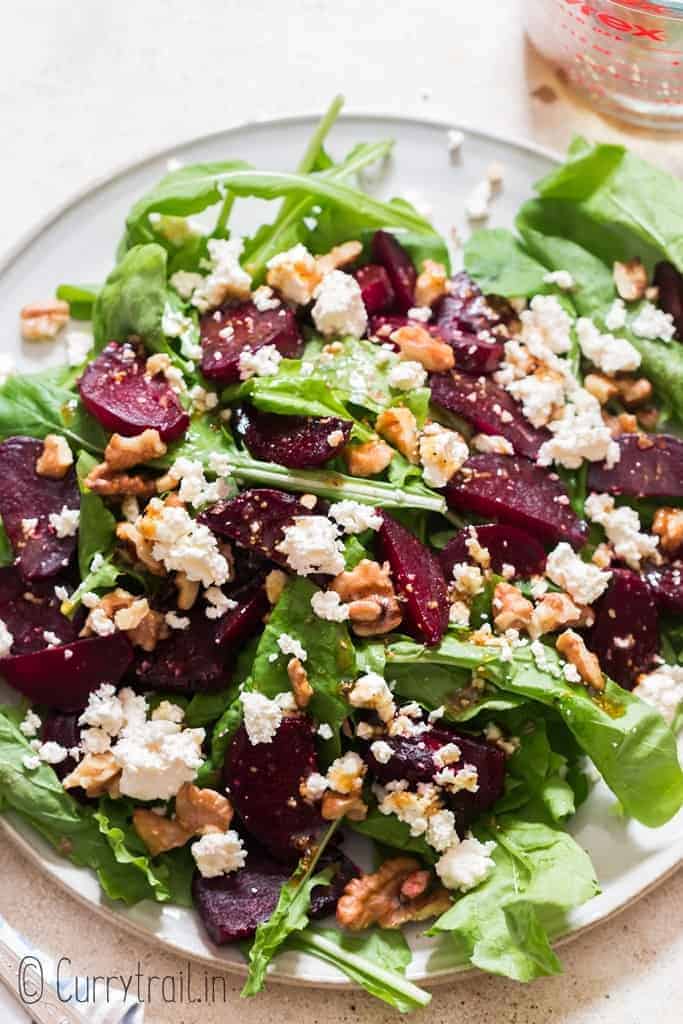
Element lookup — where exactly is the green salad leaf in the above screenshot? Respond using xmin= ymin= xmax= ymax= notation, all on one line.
xmin=350 ymin=806 xmax=437 ymax=863
xmin=56 ymin=283 xmax=99 ymax=321
xmin=0 ymin=372 xmax=106 ymax=454
xmin=464 ymin=228 xmax=548 ymax=298
xmin=0 ymin=517 xmax=14 ymax=567
xmin=75 ymin=451 xmax=117 ymax=578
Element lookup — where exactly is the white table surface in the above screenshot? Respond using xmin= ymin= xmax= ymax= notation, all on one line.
xmin=1 ymin=1 xmax=682 ymax=1021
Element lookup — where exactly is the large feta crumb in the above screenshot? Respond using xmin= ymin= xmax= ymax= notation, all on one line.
xmin=251 ymin=285 xmax=281 ymax=312
xmin=326 ymin=751 xmax=366 ymax=794
xmin=347 ymin=672 xmax=396 ymax=722
xmin=277 ymin=516 xmax=345 ymax=576
xmin=426 ymin=808 xmax=458 ymax=852
xmin=88 ymin=607 xmax=117 ymax=637
xmin=0 ymin=619 xmax=14 ymax=658
xmin=19 ymin=709 xmax=42 ymax=737
xmin=631 ymin=302 xmax=676 ymax=342
xmin=471 ymin=433 xmax=514 ymax=456
xmin=22 ymin=754 xmax=41 ymax=771
xmin=238 ymin=344 xmax=283 ymax=381
xmin=143 ymin=498 xmax=229 ymax=588
xmin=310 ymin=589 xmax=350 ymax=622
xmin=520 ymin=294 xmax=573 ymax=356
xmin=435 ymin=835 xmax=496 ymax=891
xmin=388 ymin=360 xmax=428 ymax=391
xmin=407 ymin=306 xmax=432 ymax=323
xmin=81 ymin=726 xmax=112 ymax=754
xmin=151 ymin=700 xmax=185 ymax=724
xmin=188 ymin=384 xmax=218 ymax=414
xmin=370 ymin=740 xmax=394 ymax=764
xmin=537 ymin=389 xmax=620 ymax=470
xmin=328 ymin=500 xmax=382 ymax=535
xmin=545 ymin=542 xmax=611 ymax=606
xmin=266 ymin=244 xmax=321 ymax=305
xmin=465 ymin=180 xmax=492 ymax=221
xmin=632 ymin=665 xmax=683 ymax=726
xmin=378 ymin=781 xmax=441 ymax=837
xmin=168 ymin=457 xmax=229 ymax=508
xmin=576 ymin=317 xmax=641 ymax=375
xmin=78 ymin=684 xmax=125 ymax=734
xmin=204 ymin=586 xmax=237 ymax=620
xmin=37 ymin=741 xmax=68 ymax=765
xmin=604 ymin=298 xmax=627 ymax=331
xmin=277 ymin=632 xmax=307 ymax=662
xmin=300 ymin=771 xmax=329 ymax=801
xmin=48 ymin=505 xmax=79 ymax=538
xmin=543 ymin=270 xmax=574 ymax=291
xmin=64 ymin=329 xmax=93 ymax=366
xmin=585 ymin=492 xmax=659 ymax=570
xmin=452 ymin=562 xmax=485 ymax=597
xmin=419 ymin=423 xmax=468 ymax=488
xmin=507 ymin=370 xmax=566 ymax=428
xmin=240 ymin=690 xmax=291 ymax=745
xmin=114 ymin=719 xmax=204 ymax=800
xmin=434 ymin=764 xmax=479 ymax=793
xmin=192 ymin=830 xmax=246 ymax=878
xmin=317 ymin=722 xmax=334 ymax=740
xmin=311 ymin=270 xmax=368 ymax=339
xmin=190 ymin=238 xmax=251 ymax=312
xmin=433 ymin=742 xmax=462 ymax=768
xmin=170 ymin=270 xmax=204 ymax=300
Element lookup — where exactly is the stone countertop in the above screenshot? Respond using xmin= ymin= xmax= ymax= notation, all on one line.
xmin=1 ymin=0 xmax=682 ymax=1021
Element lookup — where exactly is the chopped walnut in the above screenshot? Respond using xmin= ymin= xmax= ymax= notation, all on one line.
xmin=265 ymin=569 xmax=288 ymax=604
xmin=287 ymin=657 xmax=313 ymax=708
xmin=636 ymin=406 xmax=660 ymax=431
xmin=174 ymin=783 xmax=234 ymax=834
xmin=613 ymin=260 xmax=648 ymax=302
xmin=145 ymin=353 xmax=172 ymax=377
xmin=20 ymin=299 xmax=70 ymax=341
xmin=330 ymin=559 xmax=402 ymax=636
xmin=316 ymin=240 xmax=363 ymax=276
xmin=400 ymin=869 xmax=431 ymax=900
xmin=603 ymin=411 xmax=639 ymax=437
xmin=653 ymin=507 xmax=683 ymax=555
xmin=530 ymin=591 xmax=583 ymax=639
xmin=35 ymin=434 xmax=73 ymax=479
xmin=375 ymin=407 xmax=419 ymax=464
xmin=116 ymin=522 xmax=165 ymax=574
xmin=127 ymin=606 xmax=169 ymax=652
xmin=619 ymin=377 xmax=653 ymax=409
xmin=414 ymin=260 xmax=448 ymax=308
xmin=63 ymin=752 xmax=121 ymax=797
xmin=584 ymin=373 xmax=619 ymax=406
xmin=556 ymin=629 xmax=604 ymax=691
xmin=133 ymin=810 xmax=193 ymax=856
xmin=321 ymin=791 xmax=368 ymax=822
xmin=104 ymin=430 xmax=167 ymax=472
xmin=390 ymin=324 xmax=454 ymax=372
xmin=175 ymin=571 xmax=200 ymax=609
xmin=493 ymin=582 xmax=533 ymax=633
xmin=86 ymin=463 xmax=160 ymax=497
xmin=337 ymin=857 xmax=451 ymax=930
xmin=113 ymin=596 xmax=150 ymax=632
xmin=343 ymin=440 xmax=394 ymax=477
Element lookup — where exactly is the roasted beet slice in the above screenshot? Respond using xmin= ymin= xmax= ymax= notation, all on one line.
xmin=0 ymin=568 xmax=81 ymax=655
xmin=135 ymin=605 xmax=231 ymax=694
xmin=234 ymin=406 xmax=351 ymax=469
xmin=653 ymin=261 xmax=683 ymax=340
xmin=439 ymin=523 xmax=546 ymax=580
xmin=41 ymin=711 xmax=82 ymax=780
xmin=587 ymin=434 xmax=683 ymax=499
xmin=79 ymin=342 xmax=189 ymax=442
xmin=377 ymin=512 xmax=448 ymax=646
xmin=225 ymin=714 xmax=323 ymax=862
xmin=446 ymin=454 xmax=588 ymax=550
xmin=588 ymin=569 xmax=659 ymax=690
xmin=199 ymin=301 xmax=302 ymax=384
xmin=447 ymin=333 xmax=504 ymax=375
xmin=2 ymin=633 xmax=134 ymax=710
xmin=643 ymin=563 xmax=683 ymax=616
xmin=193 ymin=844 xmax=358 ymax=944
xmin=355 ymin=264 xmax=395 ymax=315
xmin=371 ymin=231 xmax=416 ymax=313
xmin=199 ymin=488 xmax=315 ymax=565
xmin=430 ymin=371 xmax=549 ymax=460
xmin=0 ymin=437 xmax=79 ymax=582
xmin=435 ymin=271 xmax=511 ymax=336
xmin=216 ymin=577 xmax=269 ymax=652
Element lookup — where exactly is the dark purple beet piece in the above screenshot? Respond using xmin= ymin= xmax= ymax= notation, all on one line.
xmin=430 ymin=371 xmax=549 ymax=460
xmin=135 ymin=605 xmax=231 ymax=694
xmin=587 ymin=434 xmax=683 ymax=499
xmin=225 ymin=714 xmax=323 ymax=862
xmin=2 ymin=633 xmax=134 ymax=710
xmin=199 ymin=301 xmax=302 ymax=384
xmin=355 ymin=264 xmax=395 ymax=315
xmin=216 ymin=578 xmax=269 ymax=651
xmin=447 ymin=333 xmax=504 ymax=375
xmin=446 ymin=454 xmax=588 ymax=549
xmin=371 ymin=231 xmax=416 ymax=313
xmin=0 ymin=568 xmax=81 ymax=654
xmin=377 ymin=512 xmax=448 ymax=646
xmin=643 ymin=563 xmax=683 ymax=616
xmin=199 ymin=488 xmax=315 ymax=565
xmin=0 ymin=437 xmax=79 ymax=581
xmin=439 ymin=523 xmax=546 ymax=581
xmin=41 ymin=711 xmax=82 ymax=780
xmin=234 ymin=406 xmax=351 ymax=469
xmin=435 ymin=272 xmax=510 ymax=336
xmin=588 ymin=569 xmax=659 ymax=690
xmin=653 ymin=261 xmax=683 ymax=339
xmin=79 ymin=342 xmax=189 ymax=442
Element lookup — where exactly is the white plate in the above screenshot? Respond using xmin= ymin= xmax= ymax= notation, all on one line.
xmin=0 ymin=113 xmax=681 ymax=988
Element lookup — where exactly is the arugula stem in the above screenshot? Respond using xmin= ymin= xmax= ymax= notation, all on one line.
xmin=213 ymin=190 xmax=235 ymax=238
xmin=296 ymin=95 xmax=345 ymax=175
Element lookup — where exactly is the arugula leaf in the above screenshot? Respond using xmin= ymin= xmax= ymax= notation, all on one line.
xmin=61 ymin=556 xmax=121 ymax=617
xmin=464 ymin=228 xmax=548 ymax=298
xmin=75 ymin=451 xmax=117 ymax=578
xmin=515 ymin=222 xmax=615 ymax=315
xmin=350 ymin=806 xmax=437 ymax=863
xmin=184 ymin=687 xmax=236 ymax=728
xmin=0 ymin=373 xmax=106 ymax=454
xmin=56 ymin=283 xmax=99 ymax=321
xmin=300 ymin=335 xmax=406 ymax=414
xmin=0 ymin=518 xmax=14 ymax=567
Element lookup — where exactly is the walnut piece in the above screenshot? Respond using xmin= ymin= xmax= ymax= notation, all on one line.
xmin=35 ymin=434 xmax=73 ymax=479
xmin=343 ymin=440 xmax=394 ymax=477
xmin=174 ymin=783 xmax=234 ymax=834
xmin=603 ymin=411 xmax=639 ymax=437
xmin=390 ymin=324 xmax=454 ymax=372
xmin=104 ymin=429 xmax=167 ymax=472
xmin=619 ymin=377 xmax=653 ymax=409
xmin=133 ymin=810 xmax=193 ymax=856
xmin=63 ymin=752 xmax=121 ymax=797
xmin=584 ymin=373 xmax=619 ymax=406
xmin=375 ymin=407 xmax=419 ymax=464
xmin=265 ymin=569 xmax=288 ymax=605
xmin=493 ymin=582 xmax=533 ymax=633
xmin=116 ymin=522 xmax=165 ymax=575
xmin=316 ymin=240 xmax=363 ymax=277
xmin=653 ymin=507 xmax=683 ymax=555
xmin=331 ymin=559 xmax=402 ymax=637
xmin=175 ymin=571 xmax=200 ymax=609
xmin=414 ymin=260 xmax=448 ymax=308
xmin=613 ymin=259 xmax=648 ymax=302
xmin=20 ymin=299 xmax=69 ymax=341
xmin=287 ymin=657 xmax=313 ymax=709
xmin=337 ymin=857 xmax=451 ymax=930
xmin=321 ymin=791 xmax=368 ymax=822
xmin=530 ymin=591 xmax=583 ymax=639
xmin=556 ymin=628 xmax=604 ymax=691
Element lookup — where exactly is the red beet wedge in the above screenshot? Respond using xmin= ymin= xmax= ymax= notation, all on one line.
xmin=216 ymin=578 xmax=269 ymax=652
xmin=199 ymin=301 xmax=302 ymax=384
xmin=234 ymin=407 xmax=351 ymax=469
xmin=376 ymin=512 xmax=448 ymax=646
xmin=79 ymin=342 xmax=189 ymax=442
xmin=588 ymin=569 xmax=659 ymax=690
xmin=371 ymin=231 xmax=417 ymax=313
xmin=430 ymin=371 xmax=549 ymax=460
xmin=2 ymin=633 xmax=134 ymax=710
xmin=135 ymin=604 xmax=231 ymax=694
xmin=0 ymin=437 xmax=79 ymax=581
xmin=653 ymin=261 xmax=683 ymax=339
xmin=446 ymin=454 xmax=588 ymax=549
xmin=355 ymin=264 xmax=395 ymax=315
xmin=199 ymin=488 xmax=315 ymax=565
xmin=587 ymin=434 xmax=683 ymax=499
xmin=0 ymin=568 xmax=81 ymax=654
xmin=439 ymin=523 xmax=546 ymax=581
xmin=435 ymin=271 xmax=511 ymax=336
xmin=643 ymin=563 xmax=683 ymax=616
xmin=225 ymin=714 xmax=323 ymax=862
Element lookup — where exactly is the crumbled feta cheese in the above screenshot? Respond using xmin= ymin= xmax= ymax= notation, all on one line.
xmin=435 ymin=835 xmax=496 ymax=891
xmin=507 ymin=370 xmax=566 ymax=428
xmin=537 ymin=389 xmax=620 ymax=470
xmin=165 ymin=611 xmax=190 ymax=630
xmin=433 ymin=742 xmax=462 ymax=768
xmin=48 ymin=505 xmax=79 ymax=538
xmin=266 ymin=244 xmax=320 ymax=305
xmin=151 ymin=700 xmax=185 ymax=724
xmin=19 ymin=710 xmax=42 ymax=737
xmin=576 ymin=317 xmax=641 ymax=375
xmin=143 ymin=498 xmax=229 ymax=587
xmin=188 ymin=385 xmax=219 ymax=414
xmin=327 ymin=751 xmax=366 ymax=794
xmin=43 ymin=630 xmax=61 ymax=647
xmin=22 ymin=754 xmax=41 ymax=771
xmin=520 ymin=294 xmax=573 ymax=356
xmin=276 ymin=516 xmax=345 ymax=577
xmin=251 ymin=285 xmax=281 ymax=312
xmin=170 ymin=271 xmax=204 ymax=300
xmin=447 ymin=129 xmax=465 ymax=156
xmin=631 ymin=302 xmax=676 ymax=342
xmin=450 ymin=601 xmax=471 ymax=627
xmin=585 ymin=492 xmax=659 ymax=570
xmin=168 ymin=457 xmax=229 ymax=508
xmin=240 ymin=690 xmax=292 ymax=745
xmin=347 ymin=672 xmax=396 ymax=722
xmin=0 ymin=619 xmax=13 ymax=658
xmin=471 ymin=433 xmax=514 ymax=456
xmin=379 ymin=781 xmax=441 ymax=837
xmin=633 ymin=665 xmax=683 ymax=726
xmin=88 ymin=607 xmax=117 ymax=637
xmin=238 ymin=343 xmax=283 ymax=381
xmin=204 ymin=586 xmax=237 ymax=620
xmin=190 ymin=238 xmax=252 ymax=312
xmin=328 ymin=500 xmax=382 ymax=535
xmin=452 ymin=562 xmax=485 ymax=597
xmin=426 ymin=808 xmax=458 ymax=852
xmin=37 ymin=741 xmax=68 ymax=765
xmin=419 ymin=423 xmax=468 ymax=488
xmin=317 ymin=723 xmax=333 ymax=741
xmin=79 ymin=684 xmax=124 ymax=735
xmin=434 ymin=764 xmax=479 ymax=793
xmin=81 ymin=726 xmax=112 ymax=754
xmin=64 ymin=329 xmax=92 ymax=366
xmin=192 ymin=830 xmax=246 ymax=878
xmin=388 ymin=360 xmax=428 ymax=391
xmin=300 ymin=772 xmax=329 ymax=801
xmin=22 ymin=517 xmax=38 ymax=534
xmin=370 ymin=740 xmax=394 ymax=764
xmin=311 ymin=270 xmax=368 ymax=339
xmin=310 ymin=589 xmax=350 ymax=622
xmin=543 ymin=270 xmax=574 ymax=291
xmin=465 ymin=179 xmax=492 ymax=221
xmin=407 ymin=306 xmax=432 ymax=323
xmin=327 ymin=429 xmax=345 ymax=447
xmin=387 ymin=715 xmax=431 ymax=739
xmin=604 ymin=298 xmax=627 ymax=331
xmin=545 ymin=542 xmax=611 ymax=606
xmin=277 ymin=632 xmax=307 ymax=661
xmin=114 ymin=719 xmax=204 ymax=800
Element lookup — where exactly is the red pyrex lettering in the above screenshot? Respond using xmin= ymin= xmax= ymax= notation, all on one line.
xmin=564 ymin=0 xmax=667 ymax=41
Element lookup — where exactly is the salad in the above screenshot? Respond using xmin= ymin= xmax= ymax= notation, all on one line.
xmin=1 ymin=97 xmax=683 ymax=1011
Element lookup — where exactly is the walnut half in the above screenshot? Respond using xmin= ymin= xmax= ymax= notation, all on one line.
xmin=336 ymin=857 xmax=451 ymax=930
xmin=330 ymin=559 xmax=402 ymax=637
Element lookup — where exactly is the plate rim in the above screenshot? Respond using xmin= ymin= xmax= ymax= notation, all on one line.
xmin=0 ymin=109 xmax=680 ymax=990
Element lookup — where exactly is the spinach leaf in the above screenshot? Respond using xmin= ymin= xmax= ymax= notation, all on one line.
xmin=350 ymin=806 xmax=437 ymax=863
xmin=62 ymin=556 xmax=121 ymax=618
xmin=464 ymin=228 xmax=548 ymax=297
xmin=56 ymin=283 xmax=99 ymax=321
xmin=515 ymin=222 xmax=615 ymax=315
xmin=184 ymin=687 xmax=236 ymax=728
xmin=0 ymin=518 xmax=14 ymax=567
xmin=0 ymin=373 xmax=106 ymax=454
xmin=75 ymin=451 xmax=117 ymax=578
